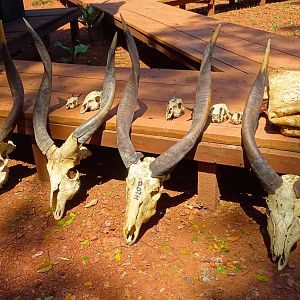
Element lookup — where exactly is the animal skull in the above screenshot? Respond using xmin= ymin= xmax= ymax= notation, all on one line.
xmin=0 ymin=141 xmax=15 ymax=188
xmin=80 ymin=90 xmax=102 ymax=113
xmin=266 ymin=174 xmax=300 ymax=270
xmin=46 ymin=136 xmax=91 ymax=220
xmin=229 ymin=112 xmax=243 ymax=125
xmin=166 ymin=97 xmax=185 ymax=120
xmin=124 ymin=157 xmax=168 ymax=244
xmin=209 ymin=103 xmax=230 ymax=123
xmin=66 ymin=96 xmax=79 ymax=109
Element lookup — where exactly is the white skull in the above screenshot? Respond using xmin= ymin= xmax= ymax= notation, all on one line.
xmin=66 ymin=96 xmax=79 ymax=109
xmin=0 ymin=141 xmax=15 ymax=188
xmin=46 ymin=136 xmax=91 ymax=220
xmin=80 ymin=91 xmax=102 ymax=114
xmin=266 ymin=174 xmax=300 ymax=270
xmin=229 ymin=112 xmax=243 ymax=125
xmin=124 ymin=157 xmax=168 ymax=244
xmin=209 ymin=103 xmax=229 ymax=123
xmin=166 ymin=97 xmax=185 ymax=120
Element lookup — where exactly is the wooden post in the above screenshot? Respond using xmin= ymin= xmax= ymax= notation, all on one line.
xmin=197 ymin=162 xmax=220 ymax=210
xmin=70 ymin=19 xmax=79 ymax=46
xmin=207 ymin=0 xmax=215 ymax=15
xmin=30 ymin=137 xmax=49 ymax=181
xmin=259 ymin=0 xmax=266 ymax=6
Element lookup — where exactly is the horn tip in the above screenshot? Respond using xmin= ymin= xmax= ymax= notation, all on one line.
xmin=260 ymin=39 xmax=271 ymax=73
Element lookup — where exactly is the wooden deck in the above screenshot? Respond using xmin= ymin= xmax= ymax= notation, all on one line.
xmin=65 ymin=0 xmax=300 ymax=73
xmin=0 ymin=60 xmax=299 ymax=171
xmin=2 ymin=7 xmax=80 ymax=57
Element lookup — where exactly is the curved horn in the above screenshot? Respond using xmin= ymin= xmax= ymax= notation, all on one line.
xmin=150 ymin=25 xmax=221 ymax=177
xmin=242 ymin=40 xmax=283 ymax=194
xmin=117 ymin=16 xmax=143 ymax=168
xmin=0 ymin=20 xmax=24 ymax=142
xmin=24 ymin=18 xmax=54 ymax=155
xmin=73 ymin=32 xmax=117 ymax=143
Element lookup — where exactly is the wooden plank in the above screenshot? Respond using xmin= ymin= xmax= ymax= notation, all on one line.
xmin=11 ymin=120 xmax=300 ymax=176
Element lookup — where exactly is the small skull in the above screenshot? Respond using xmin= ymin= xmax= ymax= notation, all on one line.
xmin=229 ymin=112 xmax=243 ymax=125
xmin=80 ymin=90 xmax=103 ymax=114
xmin=209 ymin=103 xmax=229 ymax=123
xmin=166 ymin=97 xmax=185 ymax=120
xmin=0 ymin=141 xmax=15 ymax=188
xmin=124 ymin=157 xmax=169 ymax=244
xmin=266 ymin=174 xmax=300 ymax=270
xmin=66 ymin=96 xmax=79 ymax=109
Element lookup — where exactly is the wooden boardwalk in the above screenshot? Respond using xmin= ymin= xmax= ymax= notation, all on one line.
xmin=68 ymin=0 xmax=300 ymax=73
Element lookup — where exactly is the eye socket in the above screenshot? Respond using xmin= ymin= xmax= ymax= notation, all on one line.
xmin=67 ymin=169 xmax=77 ymax=179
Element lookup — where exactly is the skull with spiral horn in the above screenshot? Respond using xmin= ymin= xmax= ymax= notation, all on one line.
xmin=117 ymin=17 xmax=221 ymax=245
xmin=242 ymin=39 xmax=300 ymax=270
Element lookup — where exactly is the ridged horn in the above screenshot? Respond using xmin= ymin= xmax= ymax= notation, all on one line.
xmin=24 ymin=18 xmax=54 ymax=155
xmin=73 ymin=32 xmax=117 ymax=143
xmin=241 ymin=39 xmax=283 ymax=194
xmin=0 ymin=20 xmax=24 ymax=142
xmin=150 ymin=25 xmax=221 ymax=177
xmin=117 ymin=16 xmax=143 ymax=168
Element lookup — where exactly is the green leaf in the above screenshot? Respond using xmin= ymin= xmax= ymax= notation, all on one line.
xmin=69 ymin=212 xmax=76 ymax=218
xmin=80 ymin=239 xmax=89 ymax=245
xmin=74 ymin=44 xmax=89 ymax=57
xmin=14 ymin=296 xmax=21 ymax=300
xmin=234 ymin=263 xmax=242 ymax=273
xmin=161 ymin=242 xmax=169 ymax=247
xmin=52 ymin=40 xmax=72 ymax=53
xmin=192 ymin=235 xmax=198 ymax=242
xmin=44 ymin=296 xmax=54 ymax=300
xmin=171 ymin=266 xmax=179 ymax=273
xmin=216 ymin=263 xmax=227 ymax=275
xmin=82 ymin=255 xmax=89 ymax=264
xmin=37 ymin=260 xmax=53 ymax=273
xmin=255 ymin=274 xmax=268 ymax=282
xmin=64 ymin=218 xmax=74 ymax=226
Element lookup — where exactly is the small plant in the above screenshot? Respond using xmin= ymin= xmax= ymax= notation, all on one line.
xmin=78 ymin=5 xmax=104 ymax=43
xmin=32 ymin=0 xmax=52 ymax=5
xmin=52 ymin=41 xmax=89 ymax=64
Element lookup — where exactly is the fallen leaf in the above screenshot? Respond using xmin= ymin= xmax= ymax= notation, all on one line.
xmin=216 ymin=263 xmax=227 ymax=275
xmin=115 ymin=251 xmax=121 ymax=262
xmin=37 ymin=260 xmax=53 ymax=273
xmin=255 ymin=274 xmax=268 ymax=282
xmin=82 ymin=255 xmax=89 ymax=264
xmin=83 ymin=281 xmax=93 ymax=287
xmin=65 ymin=292 xmax=76 ymax=300
xmin=84 ymin=199 xmax=98 ymax=208
xmin=180 ymin=249 xmax=190 ymax=255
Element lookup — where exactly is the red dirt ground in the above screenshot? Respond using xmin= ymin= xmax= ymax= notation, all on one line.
xmin=0 ymin=1 xmax=299 ymax=299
